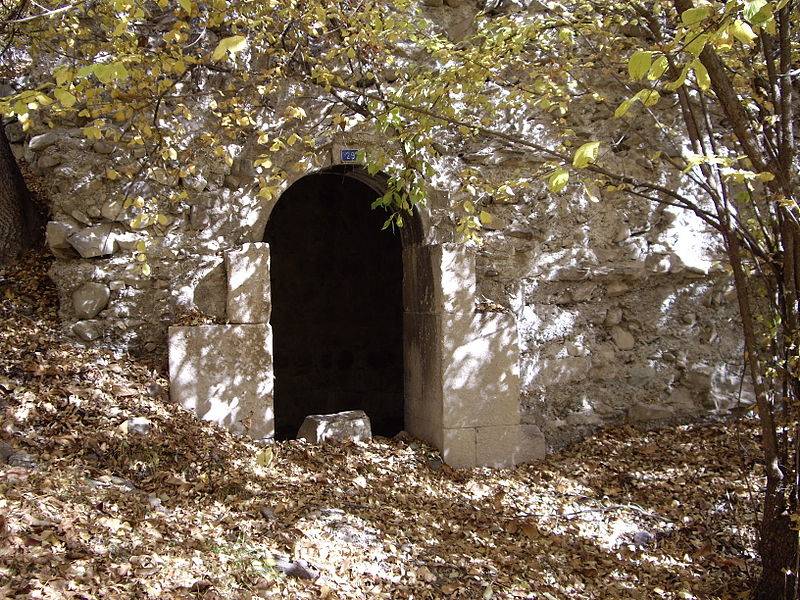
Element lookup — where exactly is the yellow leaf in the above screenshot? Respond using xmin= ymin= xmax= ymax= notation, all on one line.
xmin=135 ymin=240 xmax=147 ymax=253
xmin=256 ymin=447 xmax=274 ymax=467
xmin=212 ymin=35 xmax=248 ymax=61
xmin=286 ymin=132 xmax=300 ymax=146
xmin=627 ymin=51 xmax=652 ymax=81
xmin=140 ymin=263 xmax=151 ymax=276
xmin=730 ymin=20 xmax=757 ymax=45
xmin=573 ymin=141 xmax=601 ymax=168
xmin=690 ymin=59 xmax=710 ymax=92
xmin=479 ymin=210 xmax=492 ymax=225
xmin=548 ymin=168 xmax=570 ymax=193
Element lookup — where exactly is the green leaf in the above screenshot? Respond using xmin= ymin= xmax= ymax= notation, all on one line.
xmin=212 ymin=35 xmax=248 ymax=61
xmin=665 ymin=64 xmax=690 ymax=91
xmin=634 ymin=89 xmax=661 ymax=107
xmin=614 ymin=98 xmax=634 ymax=118
xmin=685 ymin=33 xmax=708 ymax=56
xmin=647 ymin=56 xmax=669 ymax=80
xmin=573 ymin=142 xmax=600 ymax=169
xmin=681 ymin=6 xmax=712 ymax=25
xmin=54 ymin=88 xmax=76 ymax=108
xmin=548 ymin=168 xmax=570 ymax=193
xmin=690 ymin=59 xmax=710 ymax=91
xmin=730 ymin=20 xmax=757 ymax=44
xmin=627 ymin=51 xmax=652 ymax=81
xmin=743 ymin=0 xmax=768 ymax=23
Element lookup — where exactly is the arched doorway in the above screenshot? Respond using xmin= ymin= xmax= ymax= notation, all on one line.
xmin=264 ymin=168 xmax=405 ymax=439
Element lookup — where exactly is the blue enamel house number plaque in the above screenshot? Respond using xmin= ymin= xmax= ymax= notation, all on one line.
xmin=340 ymin=149 xmax=359 ymax=163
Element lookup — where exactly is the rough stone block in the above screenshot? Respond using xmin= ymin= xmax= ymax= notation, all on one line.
xmin=442 ymin=312 xmax=520 ymax=428
xmin=611 ymin=326 xmax=635 ymax=350
xmin=225 ymin=243 xmax=271 ymax=323
xmin=72 ymin=283 xmax=110 ymax=319
xmin=441 ymin=427 xmax=476 ymax=469
xmin=169 ymin=324 xmax=274 ymax=440
xmin=46 ymin=221 xmax=79 ymax=257
xmin=28 ymin=132 xmax=59 ymax=152
xmin=297 ymin=410 xmax=372 ymax=443
xmin=68 ymin=223 xmax=118 ymax=258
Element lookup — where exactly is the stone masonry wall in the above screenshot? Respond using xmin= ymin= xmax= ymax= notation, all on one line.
xmin=6 ymin=0 xmax=751 ymax=455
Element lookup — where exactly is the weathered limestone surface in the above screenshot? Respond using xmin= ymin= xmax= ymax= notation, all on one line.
xmin=168 ymin=324 xmax=274 ymax=440
xmin=72 ymin=283 xmax=110 ymax=319
xmin=297 ymin=410 xmax=372 ymax=444
xmin=19 ymin=0 xmax=749 ymax=461
xmin=225 ymin=243 xmax=271 ymax=324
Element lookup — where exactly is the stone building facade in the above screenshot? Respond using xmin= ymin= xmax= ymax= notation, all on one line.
xmin=8 ymin=0 xmax=750 ymax=467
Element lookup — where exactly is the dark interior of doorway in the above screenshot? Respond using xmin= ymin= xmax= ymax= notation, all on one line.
xmin=265 ymin=169 xmax=404 ymax=440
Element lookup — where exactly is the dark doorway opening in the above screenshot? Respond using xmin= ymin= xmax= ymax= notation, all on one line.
xmin=265 ymin=169 xmax=404 ymax=439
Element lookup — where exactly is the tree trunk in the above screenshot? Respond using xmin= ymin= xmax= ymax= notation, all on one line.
xmin=0 ymin=123 xmax=41 ymax=264
xmin=755 ymin=481 xmax=798 ymax=600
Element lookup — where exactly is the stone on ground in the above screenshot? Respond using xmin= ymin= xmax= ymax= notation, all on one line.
xmin=297 ymin=410 xmax=372 ymax=443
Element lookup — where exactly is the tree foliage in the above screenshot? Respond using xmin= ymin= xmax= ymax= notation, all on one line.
xmin=0 ymin=0 xmax=798 ymax=596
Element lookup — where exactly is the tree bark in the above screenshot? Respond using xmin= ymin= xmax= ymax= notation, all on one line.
xmin=0 ymin=123 xmax=41 ymax=264
xmin=755 ymin=482 xmax=798 ymax=600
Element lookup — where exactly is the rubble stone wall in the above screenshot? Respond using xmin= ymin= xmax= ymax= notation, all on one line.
xmin=7 ymin=0 xmax=750 ymax=456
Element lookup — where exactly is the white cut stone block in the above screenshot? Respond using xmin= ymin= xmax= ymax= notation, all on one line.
xmin=476 ymin=424 xmax=523 ymax=468
xmin=225 ymin=243 xmax=271 ymax=324
xmin=169 ymin=324 xmax=274 ymax=440
xmin=442 ymin=312 xmax=521 ymax=428
xmin=442 ymin=427 xmax=476 ymax=469
xmin=297 ymin=410 xmax=372 ymax=443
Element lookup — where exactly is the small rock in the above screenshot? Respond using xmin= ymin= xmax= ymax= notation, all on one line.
xmin=604 ymin=307 xmax=623 ymax=327
xmin=146 ymin=383 xmax=164 ymax=397
xmin=0 ymin=442 xmax=14 ymax=464
xmin=272 ymin=556 xmax=319 ymax=580
xmin=92 ymin=140 xmax=115 ymax=154
xmin=28 ymin=132 xmax=59 ymax=152
xmin=633 ymin=530 xmax=655 ymax=547
xmin=72 ymin=320 xmax=102 ymax=341
xmin=606 ymin=281 xmax=630 ymax=297
xmin=182 ymin=174 xmax=208 ymax=192
xmin=68 ymin=223 xmax=118 ymax=258
xmin=628 ymin=366 xmax=656 ymax=387
xmin=72 ymin=283 xmax=111 ymax=319
xmin=124 ymin=417 xmax=152 ymax=435
xmin=36 ymin=155 xmax=62 ymax=169
xmin=7 ymin=451 xmax=37 ymax=468
xmin=611 ymin=326 xmax=635 ymax=350
xmin=5 ymin=122 xmax=24 ymax=143
xmin=101 ymin=199 xmax=125 ymax=221
xmin=297 ymin=410 xmax=372 ymax=443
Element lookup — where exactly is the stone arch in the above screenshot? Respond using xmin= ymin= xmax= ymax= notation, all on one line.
xmin=264 ymin=166 xmax=407 ymax=439
xmin=170 ymin=164 xmax=537 ymax=467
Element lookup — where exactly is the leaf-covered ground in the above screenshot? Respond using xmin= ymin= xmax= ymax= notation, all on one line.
xmin=1 ymin=251 xmax=762 ymax=599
